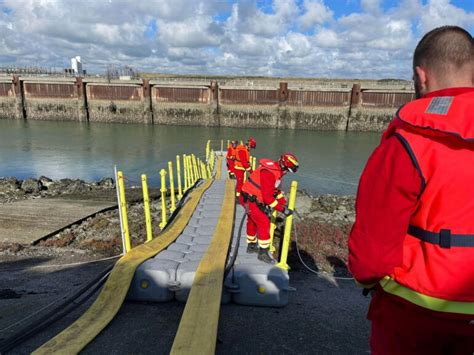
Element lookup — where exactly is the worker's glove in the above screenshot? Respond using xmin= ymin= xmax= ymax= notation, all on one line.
xmin=283 ymin=206 xmax=293 ymax=217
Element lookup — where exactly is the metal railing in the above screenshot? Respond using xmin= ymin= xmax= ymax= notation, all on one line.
xmin=114 ymin=141 xmax=216 ymax=254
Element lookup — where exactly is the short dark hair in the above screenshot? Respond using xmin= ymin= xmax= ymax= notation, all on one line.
xmin=413 ymin=26 xmax=473 ymax=76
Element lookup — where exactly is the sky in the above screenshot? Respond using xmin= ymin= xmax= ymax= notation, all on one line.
xmin=0 ymin=0 xmax=472 ymax=79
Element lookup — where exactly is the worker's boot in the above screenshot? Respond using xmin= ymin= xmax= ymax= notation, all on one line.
xmin=246 ymin=242 xmax=259 ymax=254
xmin=257 ymin=248 xmax=276 ymax=265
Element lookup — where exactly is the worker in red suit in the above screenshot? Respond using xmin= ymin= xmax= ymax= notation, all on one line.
xmin=241 ymin=153 xmax=299 ymax=264
xmin=226 ymin=140 xmax=237 ymax=178
xmin=234 ymin=138 xmax=256 ymax=204
xmin=348 ymin=26 xmax=474 ymax=354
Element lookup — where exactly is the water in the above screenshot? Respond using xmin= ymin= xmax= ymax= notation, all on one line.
xmin=0 ymin=120 xmax=381 ymax=195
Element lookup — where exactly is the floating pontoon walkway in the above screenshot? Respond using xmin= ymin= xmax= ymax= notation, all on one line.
xmin=34 ymin=152 xmax=293 ymax=355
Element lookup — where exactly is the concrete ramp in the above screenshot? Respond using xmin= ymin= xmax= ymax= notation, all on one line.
xmin=0 ymin=198 xmax=116 ymax=244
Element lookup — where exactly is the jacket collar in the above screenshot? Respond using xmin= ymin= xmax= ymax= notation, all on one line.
xmin=396 ymin=88 xmax=474 ymax=141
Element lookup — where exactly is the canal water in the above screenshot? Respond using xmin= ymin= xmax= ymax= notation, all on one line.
xmin=0 ymin=120 xmax=382 ymax=195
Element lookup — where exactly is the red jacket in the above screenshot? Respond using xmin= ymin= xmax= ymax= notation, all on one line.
xmin=242 ymin=159 xmax=286 ymax=211
xmin=234 ymin=144 xmax=251 ymax=171
xmin=349 ymin=87 xmax=474 ymax=315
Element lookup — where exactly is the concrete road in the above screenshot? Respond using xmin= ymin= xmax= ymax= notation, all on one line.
xmin=0 ymin=255 xmax=370 ymax=354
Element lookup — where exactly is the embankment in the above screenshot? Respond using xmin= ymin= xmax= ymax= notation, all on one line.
xmin=0 ymin=76 xmax=414 ymax=132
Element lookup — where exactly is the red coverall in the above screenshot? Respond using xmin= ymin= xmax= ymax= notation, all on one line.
xmin=245 ymin=169 xmax=286 ymax=249
xmin=348 ymin=87 xmax=474 ymax=354
xmin=234 ymin=145 xmax=251 ymax=205
xmin=226 ymin=144 xmax=236 ymax=177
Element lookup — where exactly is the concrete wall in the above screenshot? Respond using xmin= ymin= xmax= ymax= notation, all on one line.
xmin=151 ymin=85 xmax=218 ymax=126
xmin=0 ymin=78 xmax=22 ymax=119
xmin=0 ymin=76 xmax=415 ymax=131
xmin=86 ymin=83 xmax=148 ymax=124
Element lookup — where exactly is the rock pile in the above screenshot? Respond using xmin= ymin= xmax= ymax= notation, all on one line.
xmin=0 ymin=176 xmax=115 ymax=203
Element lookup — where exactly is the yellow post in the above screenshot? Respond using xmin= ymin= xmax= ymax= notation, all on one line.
xmin=184 ymin=154 xmax=190 ymax=191
xmin=188 ymin=155 xmax=195 ymax=186
xmin=206 ymin=140 xmax=210 ymax=162
xmin=276 ymin=180 xmax=298 ymax=271
xmin=192 ymin=155 xmax=199 ymax=181
xmin=269 ymin=210 xmax=277 ymax=253
xmin=176 ymin=155 xmax=183 ymax=200
xmin=221 ymin=139 xmax=223 ymax=153
xmin=168 ymin=161 xmax=176 ymax=213
xmin=117 ymin=171 xmax=131 ymax=253
xmin=207 ymin=164 xmax=212 ymax=179
xmin=197 ymin=158 xmax=202 ymax=179
xmin=252 ymin=156 xmax=257 ymax=171
xmin=159 ymin=169 xmax=167 ymax=229
xmin=141 ymin=174 xmax=153 ymax=243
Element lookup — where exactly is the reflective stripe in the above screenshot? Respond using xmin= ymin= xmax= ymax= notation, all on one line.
xmin=276 ymin=193 xmax=284 ymax=199
xmin=380 ymin=277 xmax=474 ymax=315
xmin=269 ymin=200 xmax=278 ymax=208
xmin=246 ymin=235 xmax=257 ymax=242
xmin=236 ymin=192 xmax=240 ymax=196
xmin=234 ymin=166 xmax=246 ymax=171
xmin=258 ymin=240 xmax=270 ymax=248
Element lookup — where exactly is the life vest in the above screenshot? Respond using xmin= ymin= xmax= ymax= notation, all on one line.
xmin=382 ymin=90 xmax=474 ymax=315
xmin=241 ymin=159 xmax=283 ymax=205
xmin=234 ymin=144 xmax=250 ymax=170
xmin=226 ymin=144 xmax=236 ymax=161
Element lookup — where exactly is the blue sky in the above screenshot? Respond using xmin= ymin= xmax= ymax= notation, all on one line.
xmin=0 ymin=0 xmax=472 ymax=79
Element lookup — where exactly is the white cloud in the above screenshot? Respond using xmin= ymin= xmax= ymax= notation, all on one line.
xmin=420 ymin=0 xmax=474 ymax=32
xmin=299 ymin=0 xmax=333 ymax=30
xmin=0 ymin=0 xmax=472 ymax=79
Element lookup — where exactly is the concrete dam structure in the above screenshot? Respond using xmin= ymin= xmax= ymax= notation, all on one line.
xmin=0 ymin=76 xmax=415 ymax=132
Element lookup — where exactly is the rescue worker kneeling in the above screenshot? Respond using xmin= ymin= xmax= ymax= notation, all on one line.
xmin=241 ymin=153 xmax=299 ymax=264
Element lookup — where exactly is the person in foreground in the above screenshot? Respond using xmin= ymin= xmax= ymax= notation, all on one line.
xmin=348 ymin=25 xmax=474 ymax=354
xmin=241 ymin=153 xmax=298 ymax=264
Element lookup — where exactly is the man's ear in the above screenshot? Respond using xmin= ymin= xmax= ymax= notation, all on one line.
xmin=415 ymin=66 xmax=428 ymax=89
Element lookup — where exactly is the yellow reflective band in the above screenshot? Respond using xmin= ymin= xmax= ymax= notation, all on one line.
xmin=269 ymin=200 xmax=278 ymax=208
xmin=246 ymin=235 xmax=257 ymax=242
xmin=287 ymin=156 xmax=298 ymax=166
xmin=234 ymin=166 xmax=245 ymax=171
xmin=380 ymin=277 xmax=474 ymax=315
xmin=259 ymin=240 xmax=270 ymax=246
xmin=236 ymin=192 xmax=240 ymax=196
xmin=276 ymin=193 xmax=284 ymax=199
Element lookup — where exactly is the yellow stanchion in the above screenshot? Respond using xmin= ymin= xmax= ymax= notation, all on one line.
xmin=159 ymin=169 xmax=167 ymax=229
xmin=206 ymin=140 xmax=210 ymax=162
xmin=176 ymin=155 xmax=183 ymax=200
xmin=141 ymin=174 xmax=153 ymax=243
xmin=168 ymin=161 xmax=176 ymax=213
xmin=227 ymin=139 xmax=229 ymax=149
xmin=276 ymin=180 xmax=298 ymax=271
xmin=269 ymin=209 xmax=277 ymax=253
xmin=252 ymin=156 xmax=257 ymax=171
xmin=197 ymin=158 xmax=202 ymax=179
xmin=117 ymin=171 xmax=131 ymax=253
xmin=192 ymin=155 xmax=199 ymax=181
xmin=187 ymin=155 xmax=192 ymax=185
xmin=183 ymin=155 xmax=188 ymax=192
xmin=207 ymin=165 xmax=212 ymax=179
xmin=201 ymin=162 xmax=207 ymax=179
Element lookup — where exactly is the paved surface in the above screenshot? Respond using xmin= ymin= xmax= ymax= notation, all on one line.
xmin=0 ymin=199 xmax=116 ymax=244
xmin=0 ymin=259 xmax=370 ymax=354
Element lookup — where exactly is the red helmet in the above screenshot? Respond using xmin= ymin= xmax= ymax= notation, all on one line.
xmin=279 ymin=153 xmax=299 ymax=173
xmin=248 ymin=137 xmax=256 ymax=149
